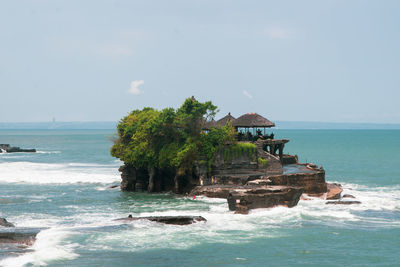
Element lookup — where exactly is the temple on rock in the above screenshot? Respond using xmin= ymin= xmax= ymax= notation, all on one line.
xmin=203 ymin=112 xmax=291 ymax=164
xmin=117 ymin=108 xmax=330 ymax=214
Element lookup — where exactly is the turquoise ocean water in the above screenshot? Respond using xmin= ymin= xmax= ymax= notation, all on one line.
xmin=0 ymin=129 xmax=399 ymax=266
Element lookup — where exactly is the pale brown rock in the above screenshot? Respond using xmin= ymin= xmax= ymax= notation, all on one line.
xmin=326 ymin=183 xmax=343 ymax=200
xmin=267 ymin=170 xmax=327 ymax=196
xmin=190 ymin=185 xmax=234 ymax=198
xmin=227 ymin=186 xmax=303 ymax=212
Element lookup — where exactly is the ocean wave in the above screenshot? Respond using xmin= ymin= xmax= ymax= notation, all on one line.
xmin=0 ymin=228 xmax=79 ymax=267
xmin=36 ymin=151 xmax=61 ymax=154
xmin=1 ymin=181 xmax=399 ymax=264
xmin=0 ymin=162 xmax=120 ymax=184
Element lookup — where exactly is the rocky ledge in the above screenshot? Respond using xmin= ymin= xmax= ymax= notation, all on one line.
xmin=326 ymin=183 xmax=343 ymax=200
xmin=0 ymin=217 xmax=15 ymax=227
xmin=227 ymin=186 xmax=303 ymax=214
xmin=115 ymin=215 xmax=207 ymax=225
xmin=0 ymin=218 xmax=42 ymax=246
xmin=0 ymin=144 xmax=36 ymax=153
xmin=0 ymin=228 xmax=41 ymax=246
xmin=191 ymin=185 xmax=303 ymax=214
xmin=326 ymin=200 xmax=361 ymax=205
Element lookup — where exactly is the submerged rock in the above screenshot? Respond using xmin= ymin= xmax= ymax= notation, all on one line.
xmin=326 ymin=183 xmax=343 ymax=200
xmin=0 ymin=144 xmax=36 ymax=153
xmin=227 ymin=186 xmax=303 ymax=214
xmin=116 ymin=215 xmax=207 ymax=225
xmin=0 ymin=217 xmax=14 ymax=227
xmin=0 ymin=228 xmax=42 ymax=245
xmin=326 ymin=200 xmax=361 ymax=205
xmin=342 ymin=194 xmax=356 ymax=199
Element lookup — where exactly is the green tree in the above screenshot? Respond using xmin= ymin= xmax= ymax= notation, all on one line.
xmin=111 ymin=97 xmax=234 ymax=193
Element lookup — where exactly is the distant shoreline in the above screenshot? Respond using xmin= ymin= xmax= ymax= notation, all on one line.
xmin=0 ymin=121 xmax=399 ymax=130
xmin=0 ymin=121 xmax=400 ymax=130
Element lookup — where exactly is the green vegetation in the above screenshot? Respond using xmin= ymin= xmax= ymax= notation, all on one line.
xmin=258 ymin=157 xmax=269 ymax=168
xmin=111 ymin=97 xmax=235 ymax=178
xmin=223 ymin=142 xmax=256 ymax=163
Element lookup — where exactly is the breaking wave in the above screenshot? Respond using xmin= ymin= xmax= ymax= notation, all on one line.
xmin=0 ymin=162 xmax=120 ymax=184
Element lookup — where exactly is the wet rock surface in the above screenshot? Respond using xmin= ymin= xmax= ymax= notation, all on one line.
xmin=267 ymin=168 xmax=327 ymax=196
xmin=326 ymin=183 xmax=343 ymax=200
xmin=227 ymin=186 xmax=303 ymax=214
xmin=0 ymin=144 xmax=36 ymax=153
xmin=0 ymin=218 xmax=14 ymax=228
xmin=190 ymin=185 xmax=235 ymax=199
xmin=342 ymin=194 xmax=356 ymax=199
xmin=116 ymin=215 xmax=207 ymax=225
xmin=0 ymin=228 xmax=42 ymax=245
xmin=326 ymin=200 xmax=361 ymax=205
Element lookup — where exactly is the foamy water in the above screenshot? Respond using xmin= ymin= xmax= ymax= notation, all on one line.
xmin=2 ymin=180 xmax=400 ymax=266
xmin=0 ymin=161 xmax=120 ymax=184
xmin=1 ymin=129 xmax=399 ymax=266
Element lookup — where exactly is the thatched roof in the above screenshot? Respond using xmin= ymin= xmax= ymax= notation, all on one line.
xmin=216 ymin=112 xmax=236 ymax=127
xmin=231 ymin=113 xmax=275 ymax=128
xmin=202 ymin=119 xmax=217 ymax=130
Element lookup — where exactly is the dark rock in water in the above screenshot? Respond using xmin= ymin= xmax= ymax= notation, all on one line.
xmin=326 ymin=200 xmax=361 ymax=205
xmin=0 ymin=218 xmax=14 ymax=227
xmin=326 ymin=183 xmax=343 ymax=200
xmin=342 ymin=194 xmax=356 ymax=199
xmin=115 ymin=215 xmax=207 ymax=225
xmin=227 ymin=186 xmax=303 ymax=214
xmin=108 ymin=184 xmax=119 ymax=189
xmin=0 ymin=144 xmax=36 ymax=153
xmin=0 ymin=228 xmax=42 ymax=245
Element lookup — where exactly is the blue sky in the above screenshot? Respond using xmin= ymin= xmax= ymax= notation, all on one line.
xmin=1 ymin=0 xmax=399 ymax=123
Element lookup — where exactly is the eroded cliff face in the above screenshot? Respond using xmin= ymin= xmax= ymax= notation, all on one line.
xmin=203 ymin=142 xmax=283 ymax=186
xmin=118 ymin=142 xmax=286 ymax=193
xmin=119 ymin=165 xmax=197 ymax=194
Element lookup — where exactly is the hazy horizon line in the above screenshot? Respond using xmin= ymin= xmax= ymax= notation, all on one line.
xmin=0 ymin=120 xmax=400 ymax=130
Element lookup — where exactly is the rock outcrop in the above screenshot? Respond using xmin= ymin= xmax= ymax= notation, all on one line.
xmin=118 ymin=164 xmax=191 ymax=193
xmin=191 ymin=185 xmax=236 ymax=198
xmin=115 ymin=215 xmax=206 ymax=225
xmin=342 ymin=194 xmax=355 ymax=199
xmin=0 ymin=228 xmax=42 ymax=245
xmin=227 ymin=186 xmax=303 ymax=214
xmin=0 ymin=144 xmax=36 ymax=153
xmin=266 ymin=168 xmax=327 ymax=196
xmin=326 ymin=183 xmax=343 ymax=200
xmin=0 ymin=217 xmax=15 ymax=227
xmin=326 ymin=200 xmax=361 ymax=205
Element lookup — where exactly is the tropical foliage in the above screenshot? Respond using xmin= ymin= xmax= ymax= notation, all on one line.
xmin=111 ymin=97 xmax=236 ymax=176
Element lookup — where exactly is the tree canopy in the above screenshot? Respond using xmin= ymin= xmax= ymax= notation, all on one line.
xmin=111 ymin=97 xmax=235 ymax=175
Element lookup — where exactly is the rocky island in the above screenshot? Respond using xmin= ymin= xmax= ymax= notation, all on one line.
xmin=111 ymin=97 xmax=353 ymax=214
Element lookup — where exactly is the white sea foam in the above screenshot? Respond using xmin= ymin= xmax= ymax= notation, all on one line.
xmin=36 ymin=151 xmax=61 ymax=154
xmin=0 ymin=228 xmax=79 ymax=267
xmin=0 ymin=162 xmax=120 ymax=184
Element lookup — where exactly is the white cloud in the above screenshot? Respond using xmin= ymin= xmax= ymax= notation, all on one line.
xmin=242 ymin=90 xmax=253 ymax=99
xmin=265 ymin=27 xmax=290 ymax=39
xmin=128 ymin=80 xmax=144 ymax=95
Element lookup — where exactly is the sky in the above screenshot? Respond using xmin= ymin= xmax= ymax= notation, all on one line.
xmin=1 ymin=0 xmax=399 ymax=123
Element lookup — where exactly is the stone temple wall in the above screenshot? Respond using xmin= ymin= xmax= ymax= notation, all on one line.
xmin=199 ymin=143 xmax=284 ymax=186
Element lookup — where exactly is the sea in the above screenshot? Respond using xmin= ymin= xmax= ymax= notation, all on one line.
xmin=0 ymin=129 xmax=399 ymax=266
